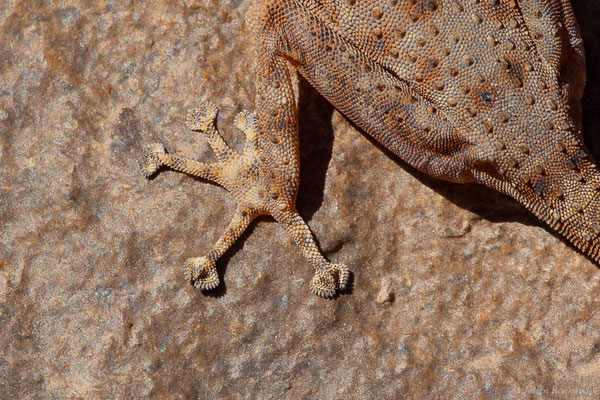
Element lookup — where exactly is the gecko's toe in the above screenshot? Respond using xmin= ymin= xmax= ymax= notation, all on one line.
xmin=184 ymin=256 xmax=219 ymax=290
xmin=310 ymin=268 xmax=338 ymax=298
xmin=234 ymin=110 xmax=259 ymax=141
xmin=139 ymin=143 xmax=166 ymax=177
xmin=329 ymin=263 xmax=350 ymax=290
xmin=186 ymin=100 xmax=219 ymax=132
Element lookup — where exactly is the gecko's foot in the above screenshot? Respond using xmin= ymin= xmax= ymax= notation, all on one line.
xmin=184 ymin=256 xmax=219 ymax=290
xmin=310 ymin=263 xmax=350 ymax=298
xmin=330 ymin=263 xmax=350 ymax=290
xmin=142 ymin=101 xmax=349 ymax=298
xmin=186 ymin=101 xmax=218 ymax=132
xmin=139 ymin=143 xmax=167 ymax=177
xmin=233 ymin=110 xmax=259 ymax=141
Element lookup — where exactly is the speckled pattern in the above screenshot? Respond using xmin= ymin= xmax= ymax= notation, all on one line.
xmin=2 ymin=1 xmax=600 ymax=398
xmin=141 ymin=100 xmax=349 ymax=297
xmin=144 ymin=0 xmax=598 ymax=297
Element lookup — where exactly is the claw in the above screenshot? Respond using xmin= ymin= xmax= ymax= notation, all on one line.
xmin=186 ymin=101 xmax=219 ymax=132
xmin=139 ymin=143 xmax=166 ymax=177
xmin=184 ymin=256 xmax=219 ymax=290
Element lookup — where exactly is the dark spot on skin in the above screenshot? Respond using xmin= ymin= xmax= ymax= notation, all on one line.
xmin=480 ymin=91 xmax=493 ymax=104
xmin=533 ymin=178 xmax=546 ymax=196
xmin=424 ymin=0 xmax=437 ymax=10
xmin=427 ymin=58 xmax=439 ymax=70
xmin=568 ymin=156 xmax=581 ymax=169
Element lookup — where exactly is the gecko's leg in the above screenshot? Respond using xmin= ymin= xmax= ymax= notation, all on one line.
xmin=139 ymin=142 xmax=222 ymax=182
xmin=183 ymin=206 xmax=257 ymax=289
xmin=274 ymin=209 xmax=350 ymax=297
xmin=140 ymin=1 xmax=353 ymax=297
xmin=186 ymin=100 xmax=234 ymax=162
xmin=139 ymin=101 xmax=233 ymax=181
xmin=140 ymin=99 xmax=349 ymax=297
xmin=140 ymin=102 xmax=264 ymax=289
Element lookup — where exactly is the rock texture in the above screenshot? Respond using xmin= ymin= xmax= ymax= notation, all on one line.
xmin=2 ymin=1 xmax=600 ymax=398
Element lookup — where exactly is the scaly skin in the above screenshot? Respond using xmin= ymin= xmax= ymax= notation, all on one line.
xmin=141 ymin=0 xmax=597 ymax=296
xmin=140 ymin=102 xmax=349 ymax=297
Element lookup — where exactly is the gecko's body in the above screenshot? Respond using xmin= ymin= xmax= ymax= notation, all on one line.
xmin=141 ymin=0 xmax=596 ymax=297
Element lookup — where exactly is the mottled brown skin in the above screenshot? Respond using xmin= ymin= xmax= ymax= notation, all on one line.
xmin=141 ymin=0 xmax=596 ymax=297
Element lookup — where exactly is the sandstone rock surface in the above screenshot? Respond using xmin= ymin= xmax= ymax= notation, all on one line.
xmin=2 ymin=1 xmax=600 ymax=398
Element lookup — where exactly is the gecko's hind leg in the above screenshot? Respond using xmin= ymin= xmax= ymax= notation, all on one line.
xmin=184 ymin=206 xmax=257 ymax=289
xmin=140 ymin=102 xmax=264 ymax=291
xmin=140 ymin=101 xmax=350 ymax=297
xmin=274 ymin=209 xmax=350 ymax=297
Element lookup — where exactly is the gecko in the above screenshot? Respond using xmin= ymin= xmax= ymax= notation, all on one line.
xmin=140 ymin=0 xmax=594 ymax=297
